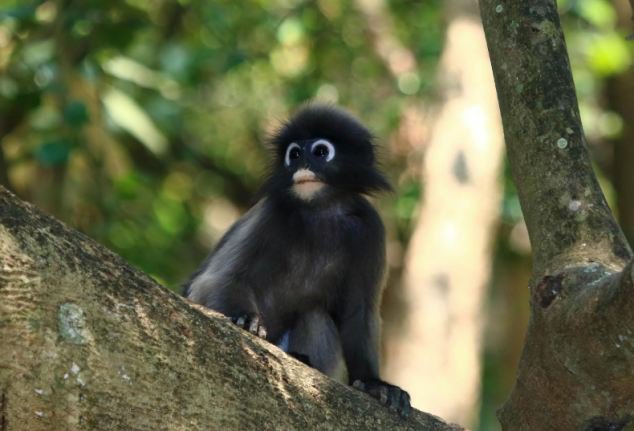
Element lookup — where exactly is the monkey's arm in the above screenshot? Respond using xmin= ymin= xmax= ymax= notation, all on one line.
xmin=187 ymin=270 xmax=267 ymax=338
xmin=184 ymin=201 xmax=268 ymax=338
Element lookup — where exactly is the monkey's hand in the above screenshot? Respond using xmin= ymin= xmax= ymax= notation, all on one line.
xmin=352 ymin=379 xmax=411 ymax=419
xmin=230 ymin=314 xmax=267 ymax=339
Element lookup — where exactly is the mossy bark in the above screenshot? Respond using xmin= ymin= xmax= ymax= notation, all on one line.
xmin=479 ymin=1 xmax=634 ymax=429
xmin=0 ymin=187 xmax=461 ymax=431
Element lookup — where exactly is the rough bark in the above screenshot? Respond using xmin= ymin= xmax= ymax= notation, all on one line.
xmin=479 ymin=1 xmax=634 ymax=430
xmin=0 ymin=186 xmax=462 ymax=431
xmin=383 ymin=0 xmax=503 ymax=426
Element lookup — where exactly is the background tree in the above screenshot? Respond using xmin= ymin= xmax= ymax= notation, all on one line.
xmin=384 ymin=0 xmax=503 ymax=425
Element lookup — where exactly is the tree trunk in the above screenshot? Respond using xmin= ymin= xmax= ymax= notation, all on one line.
xmin=0 ymin=186 xmax=461 ymax=431
xmin=479 ymin=1 xmax=634 ymax=430
xmin=383 ymin=0 xmax=503 ymax=427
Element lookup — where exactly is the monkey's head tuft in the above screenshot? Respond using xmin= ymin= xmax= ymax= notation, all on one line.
xmin=264 ymin=104 xmax=391 ymax=202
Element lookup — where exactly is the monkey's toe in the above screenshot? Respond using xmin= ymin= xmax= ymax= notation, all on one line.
xmin=352 ymin=379 xmax=411 ymax=419
xmin=230 ymin=314 xmax=267 ymax=339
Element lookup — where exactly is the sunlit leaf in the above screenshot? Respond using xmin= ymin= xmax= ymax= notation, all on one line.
xmin=102 ymin=87 xmax=168 ymax=156
xmin=576 ymin=0 xmax=616 ymax=29
xmin=103 ymin=56 xmax=181 ymax=99
xmin=277 ymin=18 xmax=304 ymax=45
xmin=21 ymin=40 xmax=54 ymax=67
xmin=587 ymin=32 xmax=631 ymax=76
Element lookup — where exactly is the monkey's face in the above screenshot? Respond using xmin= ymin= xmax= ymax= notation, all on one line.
xmin=279 ymin=135 xmax=389 ymax=202
xmin=267 ymin=105 xmax=391 ymax=203
xmin=283 ymin=139 xmax=335 ymax=201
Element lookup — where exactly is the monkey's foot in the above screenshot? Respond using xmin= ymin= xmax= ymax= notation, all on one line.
xmin=352 ymin=379 xmax=411 ymax=419
xmin=230 ymin=314 xmax=267 ymax=339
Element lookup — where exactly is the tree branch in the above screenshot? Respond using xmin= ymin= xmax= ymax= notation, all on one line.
xmin=479 ymin=0 xmax=631 ymax=278
xmin=479 ymin=1 xmax=634 ymax=429
xmin=0 ymin=186 xmax=462 ymax=431
xmin=498 ymin=262 xmax=634 ymax=430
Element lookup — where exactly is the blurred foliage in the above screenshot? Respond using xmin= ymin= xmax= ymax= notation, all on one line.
xmin=0 ymin=0 xmax=442 ymax=285
xmin=1 ymin=0 xmax=632 ymax=429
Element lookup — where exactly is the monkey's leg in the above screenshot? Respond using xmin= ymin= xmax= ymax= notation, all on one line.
xmin=287 ymin=310 xmax=348 ymax=383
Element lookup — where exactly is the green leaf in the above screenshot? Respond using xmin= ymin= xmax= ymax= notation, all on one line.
xmin=35 ymin=139 xmax=71 ymax=166
xmin=63 ymin=100 xmax=90 ymax=127
xmin=0 ymin=4 xmax=36 ymax=21
xmin=587 ymin=33 xmax=631 ymax=76
xmin=21 ymin=40 xmax=55 ymax=67
xmin=576 ymin=0 xmax=616 ymax=29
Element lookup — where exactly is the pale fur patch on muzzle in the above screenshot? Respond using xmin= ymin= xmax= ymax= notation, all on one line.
xmin=292 ymin=169 xmax=324 ymax=200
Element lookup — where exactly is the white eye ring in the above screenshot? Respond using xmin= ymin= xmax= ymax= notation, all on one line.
xmin=284 ymin=143 xmax=301 ymax=167
xmin=311 ymin=139 xmax=335 ymax=162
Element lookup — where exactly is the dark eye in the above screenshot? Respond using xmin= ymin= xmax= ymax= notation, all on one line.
xmin=313 ymin=145 xmax=329 ymax=158
xmin=310 ymin=139 xmax=335 ymax=162
xmin=284 ymin=143 xmax=302 ymax=167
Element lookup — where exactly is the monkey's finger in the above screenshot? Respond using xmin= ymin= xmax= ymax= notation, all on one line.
xmin=399 ymin=391 xmax=411 ymax=418
xmin=235 ymin=316 xmax=246 ymax=328
xmin=352 ymin=380 xmax=365 ymax=391
xmin=387 ymin=387 xmax=400 ymax=411
xmin=257 ymin=324 xmax=267 ymax=339
xmin=376 ymin=385 xmax=389 ymax=405
xmin=245 ymin=315 xmax=267 ymax=339
xmin=357 ymin=381 xmax=388 ymax=405
xmin=248 ymin=315 xmax=260 ymax=334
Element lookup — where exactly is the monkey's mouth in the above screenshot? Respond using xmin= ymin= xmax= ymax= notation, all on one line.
xmin=295 ymin=178 xmax=322 ymax=185
xmin=292 ymin=169 xmax=323 ymax=185
xmin=292 ymin=169 xmax=324 ymax=200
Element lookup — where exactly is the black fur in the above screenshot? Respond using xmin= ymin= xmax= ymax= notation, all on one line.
xmin=183 ymin=104 xmax=411 ymax=417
